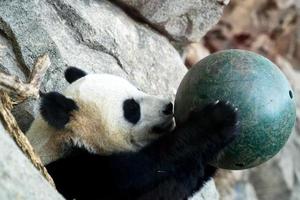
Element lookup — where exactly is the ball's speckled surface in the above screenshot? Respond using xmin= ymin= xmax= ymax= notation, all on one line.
xmin=174 ymin=49 xmax=296 ymax=170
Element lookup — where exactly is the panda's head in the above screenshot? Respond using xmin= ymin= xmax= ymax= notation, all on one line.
xmin=39 ymin=67 xmax=175 ymax=154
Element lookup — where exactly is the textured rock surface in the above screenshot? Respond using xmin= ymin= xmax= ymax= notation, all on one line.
xmin=0 ymin=123 xmax=64 ymax=200
xmin=116 ymin=0 xmax=226 ymax=43
xmin=189 ymin=180 xmax=220 ymax=200
xmin=0 ymin=0 xmax=224 ymax=199
xmin=0 ymin=31 xmax=26 ymax=81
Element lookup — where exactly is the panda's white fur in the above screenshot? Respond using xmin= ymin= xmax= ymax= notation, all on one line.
xmin=27 ymin=73 xmax=174 ymax=165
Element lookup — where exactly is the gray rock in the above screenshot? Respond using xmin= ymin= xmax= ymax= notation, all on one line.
xmin=228 ymin=180 xmax=258 ymax=200
xmin=0 ymin=0 xmax=187 ymax=128
xmin=0 ymin=31 xmax=26 ymax=81
xmin=0 ymin=123 xmax=64 ymax=200
xmin=290 ymin=182 xmax=300 ymax=200
xmin=248 ymin=132 xmax=298 ymax=200
xmin=0 ymin=0 xmax=221 ymax=199
xmin=12 ymin=99 xmax=37 ymax=132
xmin=115 ymin=0 xmax=226 ymax=43
xmin=0 ymin=0 xmax=187 ymax=95
xmin=0 ymin=27 xmax=35 ymax=132
xmin=189 ymin=180 xmax=220 ymax=200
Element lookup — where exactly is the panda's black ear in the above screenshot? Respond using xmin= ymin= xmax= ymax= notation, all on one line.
xmin=65 ymin=67 xmax=87 ymax=83
xmin=40 ymin=92 xmax=78 ymax=129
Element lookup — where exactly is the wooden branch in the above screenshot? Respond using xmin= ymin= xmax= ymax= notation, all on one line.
xmin=29 ymin=54 xmax=50 ymax=89
xmin=0 ymin=92 xmax=55 ymax=186
xmin=0 ymin=54 xmax=55 ymax=187
xmin=0 ymin=54 xmax=50 ymax=99
xmin=0 ymin=73 xmax=38 ymax=99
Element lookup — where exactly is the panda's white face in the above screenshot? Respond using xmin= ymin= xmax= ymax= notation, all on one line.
xmin=63 ymin=74 xmax=175 ymax=153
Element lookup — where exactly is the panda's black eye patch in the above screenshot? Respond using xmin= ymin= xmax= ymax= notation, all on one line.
xmin=123 ymin=99 xmax=141 ymax=124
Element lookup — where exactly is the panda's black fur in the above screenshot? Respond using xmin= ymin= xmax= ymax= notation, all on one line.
xmin=123 ymin=98 xmax=141 ymax=124
xmin=44 ymin=67 xmax=239 ymax=200
xmin=40 ymin=91 xmax=78 ymax=129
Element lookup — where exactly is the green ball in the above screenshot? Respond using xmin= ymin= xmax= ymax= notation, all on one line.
xmin=174 ymin=49 xmax=296 ymax=170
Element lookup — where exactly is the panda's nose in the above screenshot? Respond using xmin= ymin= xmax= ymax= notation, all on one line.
xmin=163 ymin=102 xmax=173 ymax=116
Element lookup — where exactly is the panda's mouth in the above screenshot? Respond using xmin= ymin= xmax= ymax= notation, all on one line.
xmin=152 ymin=119 xmax=175 ymax=134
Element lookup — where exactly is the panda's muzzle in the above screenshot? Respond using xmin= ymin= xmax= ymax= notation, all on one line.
xmin=162 ymin=102 xmax=173 ymax=116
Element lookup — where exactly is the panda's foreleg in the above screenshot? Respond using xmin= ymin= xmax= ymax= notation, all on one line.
xmin=113 ymin=101 xmax=239 ymax=197
xmin=183 ymin=100 xmax=240 ymax=164
xmin=142 ymin=100 xmax=239 ymax=169
xmin=46 ymin=101 xmax=239 ymax=199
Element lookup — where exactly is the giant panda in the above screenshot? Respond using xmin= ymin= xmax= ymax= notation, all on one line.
xmin=27 ymin=67 xmax=239 ymax=200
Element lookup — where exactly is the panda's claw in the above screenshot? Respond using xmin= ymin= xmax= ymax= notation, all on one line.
xmin=214 ymin=100 xmax=220 ymax=105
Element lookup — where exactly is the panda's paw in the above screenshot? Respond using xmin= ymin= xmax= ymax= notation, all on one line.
xmin=190 ymin=100 xmax=240 ymax=143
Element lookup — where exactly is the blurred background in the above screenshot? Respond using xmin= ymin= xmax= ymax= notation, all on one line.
xmin=183 ymin=0 xmax=300 ymax=199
